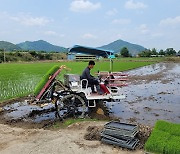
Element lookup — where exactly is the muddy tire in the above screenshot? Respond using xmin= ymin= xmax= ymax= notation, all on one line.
xmin=55 ymin=94 xmax=87 ymax=119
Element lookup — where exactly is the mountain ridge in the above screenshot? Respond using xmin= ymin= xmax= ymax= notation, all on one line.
xmin=0 ymin=39 xmax=146 ymax=55
xmin=0 ymin=41 xmax=22 ymax=51
xmin=99 ymin=39 xmax=145 ymax=56
xmin=16 ymin=40 xmax=67 ymax=52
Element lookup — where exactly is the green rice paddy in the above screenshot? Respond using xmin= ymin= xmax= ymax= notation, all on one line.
xmin=0 ymin=59 xmax=157 ymax=102
xmin=145 ymin=120 xmax=180 ymax=154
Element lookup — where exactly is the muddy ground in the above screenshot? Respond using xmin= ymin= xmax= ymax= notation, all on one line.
xmin=109 ymin=62 xmax=180 ymax=126
xmin=0 ymin=62 xmax=179 ymax=154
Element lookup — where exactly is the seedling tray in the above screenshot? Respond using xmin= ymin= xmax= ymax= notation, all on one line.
xmin=102 ymin=128 xmax=138 ymax=138
xmin=101 ymin=136 xmax=139 ymax=150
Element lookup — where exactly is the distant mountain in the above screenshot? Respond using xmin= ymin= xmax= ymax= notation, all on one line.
xmin=17 ymin=40 xmax=67 ymax=52
xmin=99 ymin=39 xmax=146 ymax=56
xmin=0 ymin=41 xmax=22 ymax=51
xmin=1 ymin=39 xmax=145 ymax=55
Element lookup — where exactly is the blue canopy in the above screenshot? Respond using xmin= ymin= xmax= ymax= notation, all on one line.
xmin=68 ymin=45 xmax=114 ymax=58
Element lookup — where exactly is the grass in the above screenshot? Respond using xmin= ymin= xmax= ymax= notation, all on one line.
xmin=52 ymin=118 xmax=99 ymax=129
xmin=145 ymin=120 xmax=180 ymax=154
xmin=0 ymin=58 xmax=160 ymax=102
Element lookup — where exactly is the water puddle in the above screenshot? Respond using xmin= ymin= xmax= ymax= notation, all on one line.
xmin=126 ymin=63 xmax=168 ymax=76
xmin=2 ymin=101 xmax=56 ymax=123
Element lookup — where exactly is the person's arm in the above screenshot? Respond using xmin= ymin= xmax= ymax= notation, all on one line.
xmin=85 ymin=68 xmax=94 ymax=80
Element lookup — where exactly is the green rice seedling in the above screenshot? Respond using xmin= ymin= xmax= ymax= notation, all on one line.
xmin=34 ymin=65 xmax=60 ymax=96
xmin=155 ymin=120 xmax=180 ymax=136
xmin=145 ymin=129 xmax=170 ymax=154
xmin=145 ymin=120 xmax=180 ymax=154
xmin=165 ymin=136 xmax=180 ymax=154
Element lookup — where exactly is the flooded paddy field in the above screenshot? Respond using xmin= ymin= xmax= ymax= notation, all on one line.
xmin=108 ymin=62 xmax=180 ymax=126
xmin=0 ymin=62 xmax=179 ymax=128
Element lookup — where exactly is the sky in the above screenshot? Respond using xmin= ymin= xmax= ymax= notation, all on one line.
xmin=0 ymin=0 xmax=180 ymax=51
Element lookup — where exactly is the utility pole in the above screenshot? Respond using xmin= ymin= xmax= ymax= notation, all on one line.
xmin=3 ymin=48 xmax=6 ymax=63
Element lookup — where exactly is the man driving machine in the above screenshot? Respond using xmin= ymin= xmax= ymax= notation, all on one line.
xmin=80 ymin=60 xmax=102 ymax=94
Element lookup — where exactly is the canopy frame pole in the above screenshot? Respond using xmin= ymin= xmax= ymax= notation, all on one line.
xmin=109 ymin=52 xmax=113 ymax=72
xmin=110 ymin=56 xmax=111 ymax=72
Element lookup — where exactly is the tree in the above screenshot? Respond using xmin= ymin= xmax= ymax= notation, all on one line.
xmin=14 ymin=51 xmax=22 ymax=57
xmin=165 ymin=48 xmax=176 ymax=56
xmin=0 ymin=52 xmax=3 ymax=63
xmin=29 ymin=51 xmax=37 ymax=57
xmin=120 ymin=47 xmax=130 ymax=57
xmin=159 ymin=49 xmax=165 ymax=55
xmin=151 ymin=48 xmax=157 ymax=55
xmin=129 ymin=53 xmax=132 ymax=57
xmin=37 ymin=53 xmax=45 ymax=60
xmin=45 ymin=53 xmax=52 ymax=60
xmin=138 ymin=49 xmax=152 ymax=57
xmin=115 ymin=54 xmax=119 ymax=58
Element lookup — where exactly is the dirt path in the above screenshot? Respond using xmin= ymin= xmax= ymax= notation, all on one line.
xmin=0 ymin=122 xmax=143 ymax=154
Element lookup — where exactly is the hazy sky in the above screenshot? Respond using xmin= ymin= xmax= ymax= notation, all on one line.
xmin=0 ymin=0 xmax=179 ymax=51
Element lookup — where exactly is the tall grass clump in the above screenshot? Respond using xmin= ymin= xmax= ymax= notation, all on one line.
xmin=145 ymin=120 xmax=180 ymax=154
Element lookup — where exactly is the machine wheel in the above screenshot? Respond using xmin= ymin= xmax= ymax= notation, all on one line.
xmin=55 ymin=94 xmax=87 ymax=119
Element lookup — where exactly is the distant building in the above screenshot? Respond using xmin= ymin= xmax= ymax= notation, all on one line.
xmin=68 ymin=45 xmax=114 ymax=61
xmin=150 ymin=55 xmax=164 ymax=57
xmin=151 ymin=55 xmax=158 ymax=57
xmin=67 ymin=53 xmax=97 ymax=61
xmin=67 ymin=53 xmax=75 ymax=60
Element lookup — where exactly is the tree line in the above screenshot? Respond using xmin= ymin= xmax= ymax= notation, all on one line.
xmin=116 ymin=47 xmax=180 ymax=57
xmin=0 ymin=50 xmax=67 ymax=63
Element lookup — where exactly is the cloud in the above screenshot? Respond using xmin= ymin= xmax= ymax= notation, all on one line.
xmin=0 ymin=12 xmax=8 ymax=19
xmin=82 ymin=33 xmax=97 ymax=39
xmin=43 ymin=31 xmax=65 ymax=38
xmin=106 ymin=8 xmax=118 ymax=16
xmin=112 ymin=19 xmax=131 ymax=24
xmin=44 ymin=31 xmax=57 ymax=36
xmin=10 ymin=14 xmax=50 ymax=26
xmin=139 ymin=24 xmax=149 ymax=34
xmin=125 ymin=0 xmax=147 ymax=10
xmin=70 ymin=0 xmax=101 ymax=12
xmin=111 ymin=33 xmax=123 ymax=40
xmin=151 ymin=33 xmax=163 ymax=38
xmin=159 ymin=16 xmax=180 ymax=26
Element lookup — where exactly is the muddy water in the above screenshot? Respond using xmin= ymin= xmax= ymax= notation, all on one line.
xmin=1 ymin=63 xmax=180 ymax=126
xmin=107 ymin=63 xmax=180 ymax=126
xmin=2 ymin=101 xmax=56 ymax=123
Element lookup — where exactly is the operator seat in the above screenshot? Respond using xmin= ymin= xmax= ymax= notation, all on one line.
xmin=80 ymin=77 xmax=93 ymax=89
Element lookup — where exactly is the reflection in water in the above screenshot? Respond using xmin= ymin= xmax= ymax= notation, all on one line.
xmin=109 ymin=63 xmax=180 ymax=126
